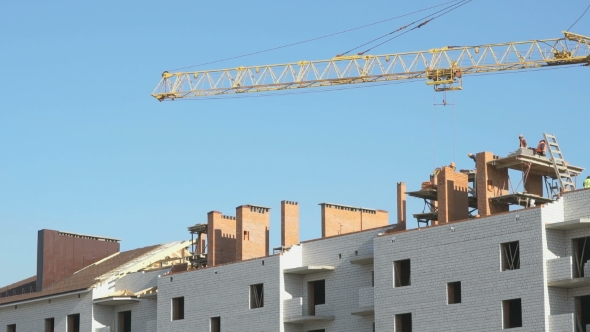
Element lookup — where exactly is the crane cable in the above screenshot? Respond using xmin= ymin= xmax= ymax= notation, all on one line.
xmin=567 ymin=3 xmax=590 ymax=31
xmin=166 ymin=0 xmax=464 ymax=72
xmin=339 ymin=0 xmax=471 ymax=57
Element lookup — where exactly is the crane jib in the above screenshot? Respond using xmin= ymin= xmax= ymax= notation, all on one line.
xmin=152 ymin=31 xmax=590 ymax=101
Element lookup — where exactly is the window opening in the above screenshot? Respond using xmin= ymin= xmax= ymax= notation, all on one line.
xmin=575 ymin=295 xmax=590 ymax=332
xmin=67 ymin=314 xmax=80 ymax=332
xmin=172 ymin=297 xmax=185 ymax=321
xmin=6 ymin=325 xmax=16 ymax=332
xmin=502 ymin=298 xmax=522 ymax=329
xmin=210 ymin=317 xmax=220 ymax=332
xmin=573 ymin=237 xmax=590 ymax=278
xmin=501 ymin=241 xmax=520 ymax=271
xmin=118 ymin=311 xmax=131 ymax=332
xmin=308 ymin=279 xmax=326 ymax=315
xmin=250 ymin=284 xmax=264 ymax=309
xmin=447 ymin=281 xmax=462 ymax=304
xmin=395 ymin=313 xmax=412 ymax=332
xmin=244 ymin=231 xmax=249 ymax=241
xmin=394 ymin=259 xmax=411 ymax=287
xmin=45 ymin=318 xmax=55 ymax=332
xmin=307 ymin=330 xmax=326 ymax=332
xmin=372 ymin=271 xmax=375 ymax=287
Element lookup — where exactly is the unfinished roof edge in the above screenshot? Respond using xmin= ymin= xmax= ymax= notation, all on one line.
xmin=57 ymin=230 xmax=120 ymax=242
xmin=319 ymin=202 xmax=383 ymax=213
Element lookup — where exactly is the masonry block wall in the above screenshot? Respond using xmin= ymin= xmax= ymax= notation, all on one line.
xmin=157 ymin=256 xmax=282 ymax=332
xmin=374 ymin=205 xmax=548 ymax=331
xmin=476 ymin=151 xmax=509 ymax=216
xmin=236 ymin=205 xmax=270 ymax=261
xmin=525 ymin=173 xmax=544 ymax=197
xmin=0 ymin=292 xmax=94 ymax=332
xmin=397 ymin=182 xmax=407 ymax=230
xmin=281 ymin=201 xmax=299 ymax=248
xmin=207 ymin=211 xmax=237 ymax=267
xmin=320 ymin=203 xmax=388 ymax=237
xmin=36 ymin=229 xmax=119 ymax=291
xmin=436 ymin=167 xmax=469 ymax=224
xmin=299 ymin=227 xmax=387 ymax=332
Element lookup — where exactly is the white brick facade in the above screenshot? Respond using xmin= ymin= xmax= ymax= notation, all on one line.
xmin=3 ymin=190 xmax=590 ymax=331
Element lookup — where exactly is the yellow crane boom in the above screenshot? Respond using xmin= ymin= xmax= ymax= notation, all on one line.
xmin=152 ymin=31 xmax=590 ymax=101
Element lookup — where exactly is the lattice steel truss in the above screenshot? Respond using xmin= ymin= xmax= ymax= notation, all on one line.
xmin=153 ymin=31 xmax=590 ymax=101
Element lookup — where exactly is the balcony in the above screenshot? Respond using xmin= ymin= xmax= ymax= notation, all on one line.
xmin=350 ymin=253 xmax=374 ymax=265
xmin=547 ymin=256 xmax=590 ymax=288
xmin=283 ymin=297 xmax=335 ymax=324
xmin=283 ymin=266 xmax=334 ymax=275
xmin=351 ymin=286 xmax=374 ymax=316
xmin=545 ymin=218 xmax=590 ymax=231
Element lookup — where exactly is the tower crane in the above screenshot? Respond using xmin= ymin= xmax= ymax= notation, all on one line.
xmin=152 ymin=31 xmax=590 ymax=101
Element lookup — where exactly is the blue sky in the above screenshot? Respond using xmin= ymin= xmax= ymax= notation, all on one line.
xmin=1 ymin=0 xmax=589 ymax=287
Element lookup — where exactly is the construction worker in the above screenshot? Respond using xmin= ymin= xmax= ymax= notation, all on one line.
xmin=584 ymin=176 xmax=590 ymax=189
xmin=468 ymin=153 xmax=476 ymax=163
xmin=519 ymin=134 xmax=527 ymax=148
xmin=449 ymin=162 xmax=456 ymax=171
xmin=536 ymin=139 xmax=546 ymax=156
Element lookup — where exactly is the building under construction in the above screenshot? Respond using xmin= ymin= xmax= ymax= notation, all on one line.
xmin=2 ymin=137 xmax=590 ymax=331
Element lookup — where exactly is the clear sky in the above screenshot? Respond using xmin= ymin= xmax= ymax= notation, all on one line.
xmin=1 ymin=0 xmax=589 ymax=287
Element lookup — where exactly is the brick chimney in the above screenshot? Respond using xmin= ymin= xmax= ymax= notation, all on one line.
xmin=236 ymin=205 xmax=270 ymax=261
xmin=281 ymin=201 xmax=299 ymax=248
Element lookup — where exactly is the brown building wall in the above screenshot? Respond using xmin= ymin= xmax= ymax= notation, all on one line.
xmin=321 ymin=203 xmax=388 ymax=237
xmin=525 ymin=173 xmax=544 ymax=197
xmin=207 ymin=211 xmax=237 ymax=267
xmin=437 ymin=167 xmax=469 ymax=223
xmin=476 ymin=152 xmax=510 ymax=216
xmin=36 ymin=229 xmax=120 ymax=291
xmin=281 ymin=201 xmax=299 ymax=248
xmin=236 ymin=205 xmax=270 ymax=261
xmin=397 ymin=182 xmax=407 ymax=230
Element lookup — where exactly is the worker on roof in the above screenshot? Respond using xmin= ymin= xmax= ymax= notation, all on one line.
xmin=584 ymin=176 xmax=590 ymax=189
xmin=468 ymin=153 xmax=476 ymax=163
xmin=536 ymin=139 xmax=547 ymax=157
xmin=449 ymin=162 xmax=456 ymax=171
xmin=519 ymin=135 xmax=527 ymax=148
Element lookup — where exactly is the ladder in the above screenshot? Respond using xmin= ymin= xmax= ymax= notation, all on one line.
xmin=543 ymin=133 xmax=576 ymax=194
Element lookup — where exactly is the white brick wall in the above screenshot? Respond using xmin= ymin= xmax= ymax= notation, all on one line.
xmin=374 ymin=207 xmax=546 ymax=331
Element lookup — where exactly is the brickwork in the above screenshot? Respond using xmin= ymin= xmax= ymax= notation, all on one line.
xmin=437 ymin=167 xmax=469 ymax=224
xmin=476 ymin=151 xmax=509 ymax=216
xmin=525 ymin=173 xmax=544 ymax=197
xmin=207 ymin=211 xmax=237 ymax=267
xmin=374 ymin=205 xmax=548 ymax=331
xmin=236 ymin=205 xmax=270 ymax=261
xmin=36 ymin=229 xmax=119 ymax=291
xmin=320 ymin=203 xmax=388 ymax=237
xmin=397 ymin=182 xmax=407 ymax=230
xmin=281 ymin=201 xmax=299 ymax=248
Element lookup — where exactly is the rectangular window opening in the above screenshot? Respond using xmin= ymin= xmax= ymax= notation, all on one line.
xmin=501 ymin=241 xmax=520 ymax=271
xmin=308 ymin=279 xmax=326 ymax=316
xmin=395 ymin=313 xmax=412 ymax=332
xmin=575 ymin=295 xmax=590 ymax=331
xmin=6 ymin=325 xmax=16 ymax=332
xmin=172 ymin=297 xmax=185 ymax=321
xmin=118 ymin=311 xmax=131 ymax=332
xmin=250 ymin=283 xmax=264 ymax=309
xmin=447 ymin=281 xmax=462 ymax=304
xmin=502 ymin=298 xmax=522 ymax=329
xmin=394 ymin=259 xmax=411 ymax=287
xmin=573 ymin=237 xmax=590 ymax=278
xmin=307 ymin=330 xmax=326 ymax=332
xmin=67 ymin=314 xmax=80 ymax=332
xmin=210 ymin=317 xmax=220 ymax=332
xmin=45 ymin=318 xmax=55 ymax=332
xmin=244 ymin=231 xmax=249 ymax=241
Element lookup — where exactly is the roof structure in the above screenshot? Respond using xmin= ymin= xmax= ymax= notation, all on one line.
xmin=0 ymin=244 xmax=160 ymax=305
